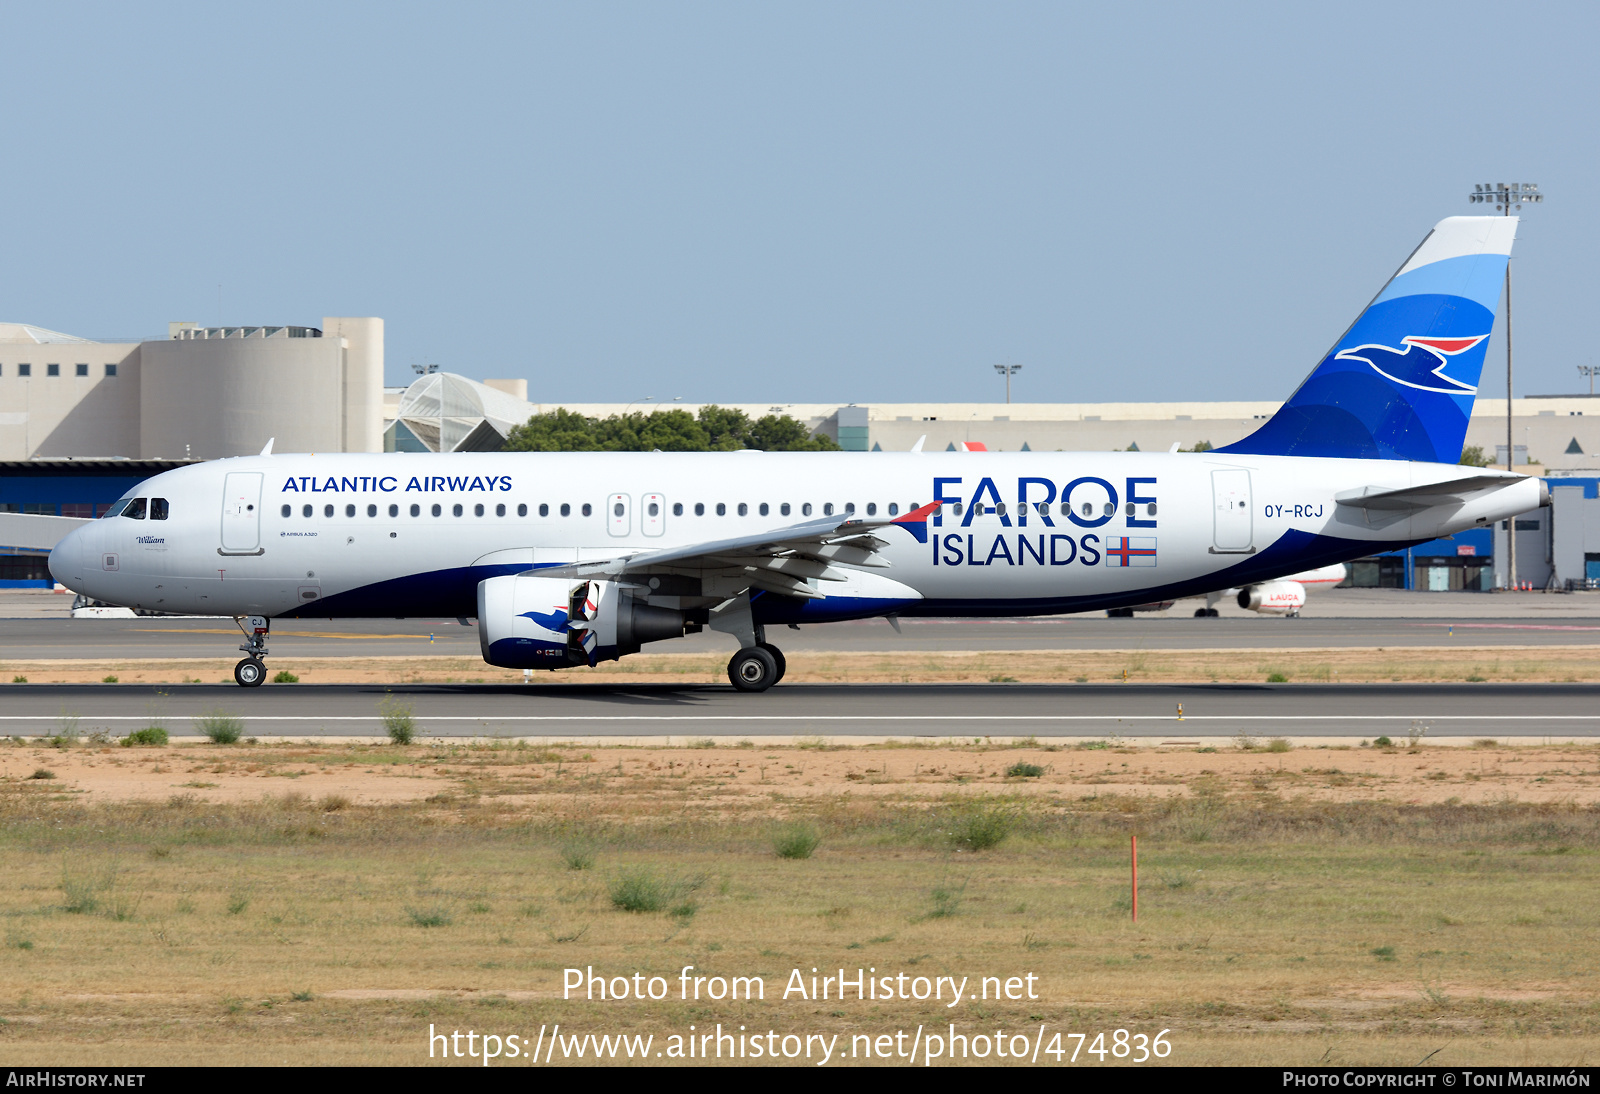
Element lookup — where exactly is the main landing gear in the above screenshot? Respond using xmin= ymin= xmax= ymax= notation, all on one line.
xmin=727 ymin=641 xmax=787 ymax=693
xmin=1193 ymin=608 xmax=1220 ymax=617
xmin=233 ymin=615 xmax=270 ymax=688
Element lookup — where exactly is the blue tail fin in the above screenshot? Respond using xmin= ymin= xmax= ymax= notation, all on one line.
xmin=1219 ymin=216 xmax=1516 ymax=463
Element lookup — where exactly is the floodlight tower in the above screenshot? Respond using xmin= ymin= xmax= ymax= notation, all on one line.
xmin=993 ymin=363 xmax=1022 ymax=404
xmin=1468 ymin=182 xmax=1543 ymax=589
xmin=1579 ymin=364 xmax=1598 ymax=397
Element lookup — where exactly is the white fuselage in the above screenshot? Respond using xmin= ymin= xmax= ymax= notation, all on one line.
xmin=49 ymin=450 xmax=1539 ymax=623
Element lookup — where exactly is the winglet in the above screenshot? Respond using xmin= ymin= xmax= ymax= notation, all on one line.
xmin=888 ymin=500 xmax=942 ymax=544
xmin=260 ymin=438 xmax=275 ymax=457
xmin=910 ymin=435 xmax=926 ymax=453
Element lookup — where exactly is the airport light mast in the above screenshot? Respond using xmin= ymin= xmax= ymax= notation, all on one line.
xmin=1468 ymin=182 xmax=1542 ymax=590
xmin=993 ymin=363 xmax=1022 ymax=404
xmin=1579 ymin=364 xmax=1598 ymax=397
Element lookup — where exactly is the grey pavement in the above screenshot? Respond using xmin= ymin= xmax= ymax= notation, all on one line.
xmin=3 ymin=681 xmax=1596 ymax=738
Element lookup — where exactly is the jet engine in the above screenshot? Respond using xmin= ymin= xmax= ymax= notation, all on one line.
xmin=1236 ymin=580 xmax=1307 ymax=615
xmin=477 ymin=574 xmax=688 ymax=669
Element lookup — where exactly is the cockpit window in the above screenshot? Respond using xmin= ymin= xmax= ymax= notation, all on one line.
xmin=102 ymin=499 xmax=132 ymax=519
xmin=122 ymin=498 xmax=147 ymax=520
xmin=150 ymin=498 xmax=169 ymax=520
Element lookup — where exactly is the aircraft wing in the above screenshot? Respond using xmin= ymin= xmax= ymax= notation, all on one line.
xmin=525 ymin=502 xmax=939 ymax=600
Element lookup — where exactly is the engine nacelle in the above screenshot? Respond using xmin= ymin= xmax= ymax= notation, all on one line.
xmin=1236 ymin=580 xmax=1306 ymax=615
xmin=477 ymin=575 xmax=687 ymax=669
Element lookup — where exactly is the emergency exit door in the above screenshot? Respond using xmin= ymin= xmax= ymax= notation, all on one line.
xmin=220 ymin=472 xmax=263 ymax=553
xmin=1211 ymin=469 xmax=1254 ymax=553
xmin=607 ymin=493 xmax=630 ymax=537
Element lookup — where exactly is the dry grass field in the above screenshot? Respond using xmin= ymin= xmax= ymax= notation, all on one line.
xmin=4 ymin=643 xmax=1600 ymax=685
xmin=3 ymin=736 xmax=1599 ymax=1066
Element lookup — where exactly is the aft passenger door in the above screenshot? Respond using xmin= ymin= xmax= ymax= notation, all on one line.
xmin=220 ymin=472 xmax=264 ymax=554
xmin=1210 ymin=469 xmax=1254 ymax=553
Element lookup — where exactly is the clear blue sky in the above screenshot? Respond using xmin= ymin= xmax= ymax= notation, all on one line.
xmin=5 ymin=1 xmax=1596 ymax=404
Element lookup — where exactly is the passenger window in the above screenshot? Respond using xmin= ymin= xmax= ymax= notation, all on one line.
xmin=123 ymin=498 xmax=147 ymax=520
xmin=716 ymin=502 xmax=726 ymax=516
xmin=346 ymin=504 xmax=356 ymax=518
xmin=368 ymin=504 xmax=378 ymax=517
xmin=281 ymin=504 xmax=292 ymax=518
xmin=581 ymin=503 xmax=591 ymax=517
xmin=517 ymin=503 xmax=527 ymax=517
xmin=673 ymin=502 xmax=683 ymax=516
xmin=452 ymin=503 xmax=463 ymax=517
xmin=431 ymin=503 xmax=442 ymax=517
xmin=324 ymin=504 xmax=335 ymax=518
xmin=866 ymin=502 xmax=876 ymax=516
xmin=389 ymin=504 xmax=399 ymax=517
xmin=1060 ymin=502 xmax=1070 ymax=516
xmin=737 ymin=502 xmax=748 ymax=516
xmin=1103 ymin=503 xmax=1114 ymax=516
xmin=953 ymin=502 xmax=963 ymax=515
xmin=758 ymin=502 xmax=768 ymax=516
xmin=474 ymin=503 xmax=484 ymax=517
xmin=1082 ymin=502 xmax=1093 ymax=517
xmin=302 ymin=504 xmax=313 ymax=518
xmin=410 ymin=504 xmax=420 ymax=517
xmin=560 ymin=503 xmax=571 ymax=517
xmin=694 ymin=502 xmax=705 ymax=516
xmin=823 ymin=503 xmax=834 ymax=516
xmin=495 ymin=503 xmax=505 ymax=517
xmin=150 ymin=498 xmax=169 ymax=520
xmin=844 ymin=502 xmax=855 ymax=515
xmin=647 ymin=502 xmax=659 ymax=516
xmin=1147 ymin=503 xmax=1157 ymax=516
xmin=539 ymin=503 xmax=548 ymax=517
xmin=801 ymin=503 xmax=812 ymax=517
xmin=888 ymin=502 xmax=898 ymax=516
xmin=995 ymin=503 xmax=1006 ymax=516
xmin=614 ymin=502 xmax=624 ymax=517
xmin=781 ymin=503 xmax=791 ymax=516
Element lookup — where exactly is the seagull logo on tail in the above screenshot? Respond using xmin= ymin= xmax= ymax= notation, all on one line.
xmin=1335 ymin=335 xmax=1488 ymax=395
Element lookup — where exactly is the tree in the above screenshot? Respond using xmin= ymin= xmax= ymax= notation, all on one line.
xmin=503 ymin=408 xmax=600 ymax=451
xmin=503 ymin=404 xmax=838 ymax=452
xmin=697 ymin=405 xmax=753 ymax=451
xmin=749 ymin=413 xmax=840 ymax=451
xmin=1458 ymin=445 xmax=1491 ymax=467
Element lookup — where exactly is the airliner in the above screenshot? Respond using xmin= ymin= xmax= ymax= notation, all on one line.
xmin=49 ymin=216 xmax=1542 ymax=691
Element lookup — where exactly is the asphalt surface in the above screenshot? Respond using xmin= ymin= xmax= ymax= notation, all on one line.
xmin=5 ymin=682 xmax=1597 ymax=738
xmin=3 ymin=614 xmax=1600 ymax=661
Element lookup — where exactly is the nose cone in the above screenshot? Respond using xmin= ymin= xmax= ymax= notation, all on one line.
xmin=48 ymin=525 xmax=86 ymax=592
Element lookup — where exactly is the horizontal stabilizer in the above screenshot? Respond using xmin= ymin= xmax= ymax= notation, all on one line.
xmin=1335 ymin=473 xmax=1522 ymax=510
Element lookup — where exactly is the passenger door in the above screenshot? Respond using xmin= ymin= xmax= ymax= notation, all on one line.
xmin=220 ymin=472 xmax=263 ymax=554
xmin=1211 ymin=469 xmax=1253 ymax=553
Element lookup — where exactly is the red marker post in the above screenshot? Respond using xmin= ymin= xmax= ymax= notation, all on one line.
xmin=1131 ymin=834 xmax=1139 ymax=922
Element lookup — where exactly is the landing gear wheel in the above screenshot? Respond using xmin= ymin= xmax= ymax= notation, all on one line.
xmin=728 ymin=646 xmax=779 ymax=692
xmin=757 ymin=643 xmax=787 ymax=683
xmin=1195 ymin=608 xmax=1220 ymax=618
xmin=1107 ymin=608 xmax=1134 ymax=618
xmin=234 ymin=657 xmax=266 ymax=688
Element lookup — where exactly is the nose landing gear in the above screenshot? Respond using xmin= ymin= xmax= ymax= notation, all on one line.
xmin=233 ymin=615 xmax=270 ymax=688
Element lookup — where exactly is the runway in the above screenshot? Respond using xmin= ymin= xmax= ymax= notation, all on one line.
xmin=6 ymin=681 xmax=1598 ymax=738
xmin=3 ymin=614 xmax=1600 ymax=661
